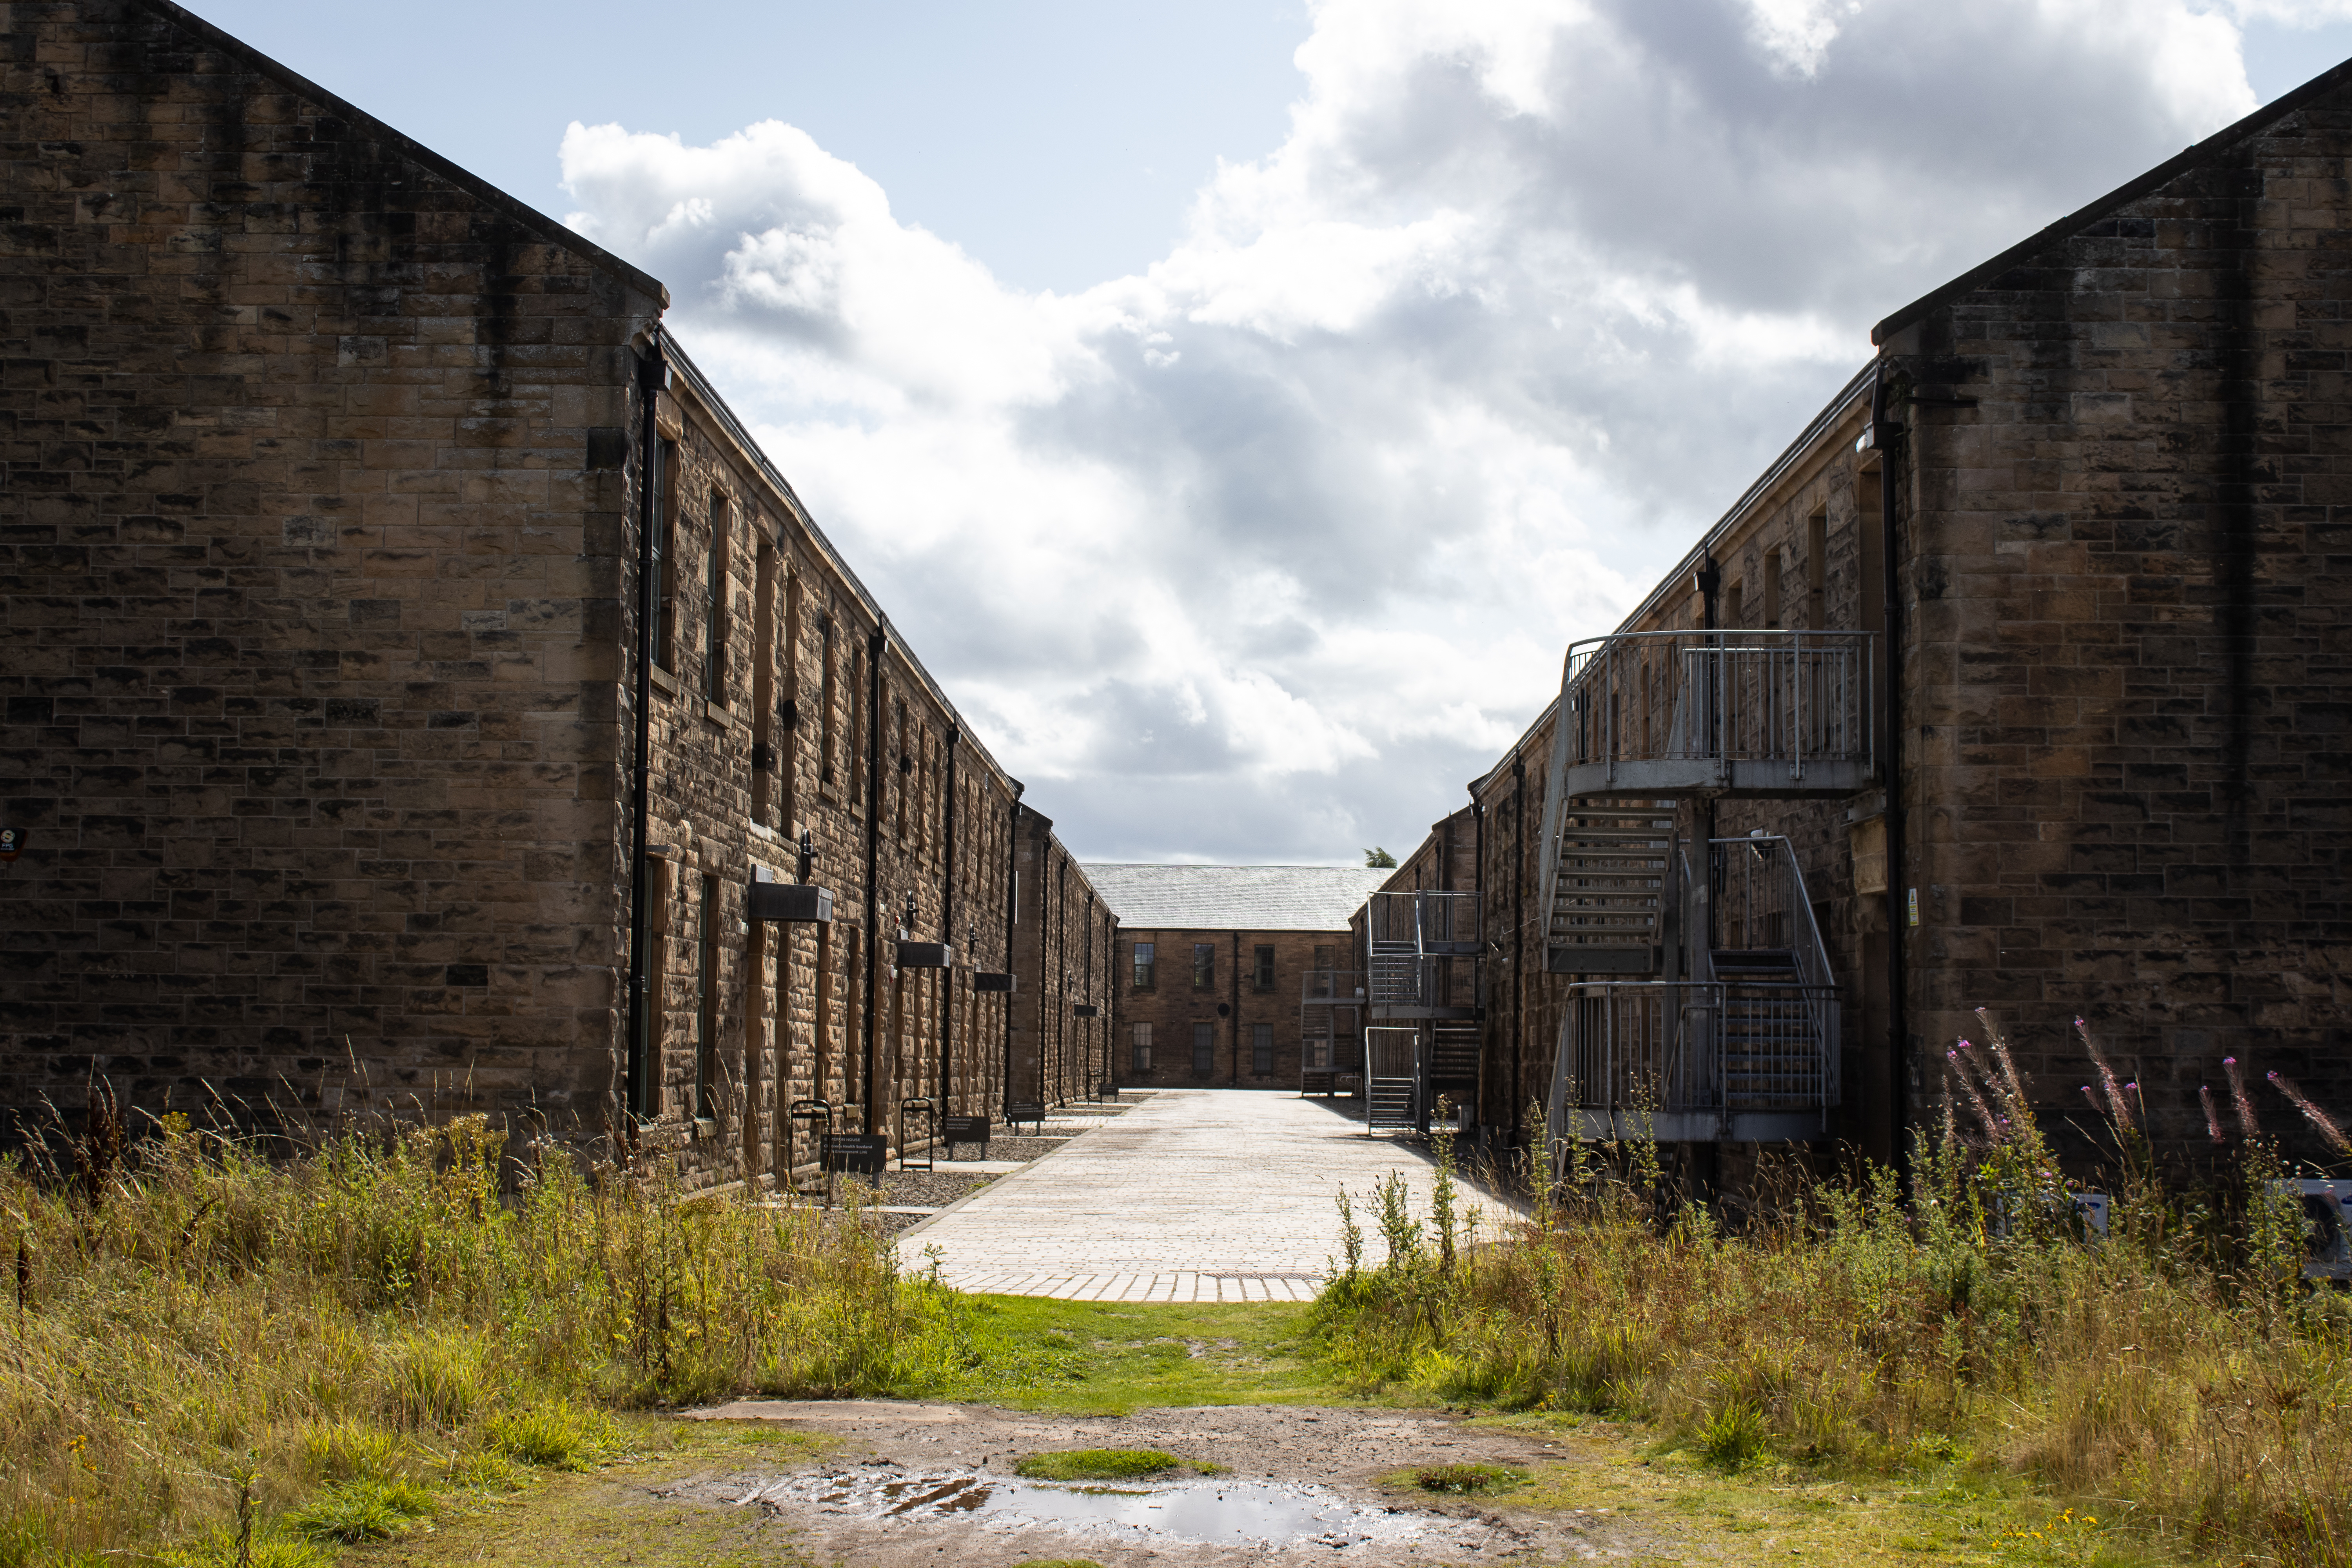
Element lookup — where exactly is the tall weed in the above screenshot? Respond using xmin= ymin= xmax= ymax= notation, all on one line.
xmin=0 ymin=1111 xmax=929 ymax=1563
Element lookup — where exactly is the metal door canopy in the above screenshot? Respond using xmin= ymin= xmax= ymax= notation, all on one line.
xmin=748 ymin=881 xmax=835 ymax=922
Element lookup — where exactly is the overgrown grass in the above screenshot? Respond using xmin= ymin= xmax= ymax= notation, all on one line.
xmin=0 ymin=1111 xmax=964 ymax=1565
xmin=1313 ymin=1077 xmax=2352 ymax=1568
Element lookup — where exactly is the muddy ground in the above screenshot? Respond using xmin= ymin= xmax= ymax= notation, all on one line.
xmin=644 ymin=1399 xmax=1651 ymax=1564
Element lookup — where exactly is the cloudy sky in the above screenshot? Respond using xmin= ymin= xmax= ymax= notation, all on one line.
xmin=210 ymin=0 xmax=2352 ymax=863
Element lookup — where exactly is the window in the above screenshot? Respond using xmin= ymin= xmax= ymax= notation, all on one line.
xmin=1763 ymin=547 xmax=1782 ymax=630
xmin=1806 ymin=507 xmax=1828 ymax=630
xmin=1304 ymin=1037 xmax=1332 ymax=1071
xmin=695 ymin=871 xmax=720 ymax=1120
xmin=1191 ymin=1022 xmax=1214 ymax=1076
xmin=894 ymin=698 xmax=910 ymax=840
xmin=652 ymin=437 xmax=679 ymax=670
xmin=1252 ymin=944 xmax=1275 ymax=991
xmin=1131 ymin=941 xmax=1155 ymax=989
xmin=1131 ymin=1023 xmax=1152 ymax=1073
xmin=1726 ymin=576 xmax=1745 ymax=628
xmin=1310 ymin=944 xmax=1334 ymax=998
xmin=849 ymin=642 xmax=867 ymax=807
xmin=818 ymin=617 xmax=837 ymax=785
xmin=703 ymin=491 xmax=729 ymax=700
xmin=1192 ymin=942 xmax=1214 ymax=991
xmin=1252 ymin=1023 xmax=1272 ymax=1076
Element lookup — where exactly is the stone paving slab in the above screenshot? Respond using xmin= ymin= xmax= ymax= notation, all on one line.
xmin=900 ymin=1090 xmax=1522 ymax=1300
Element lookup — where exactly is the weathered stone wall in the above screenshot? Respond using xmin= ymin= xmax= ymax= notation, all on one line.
xmin=1880 ymin=73 xmax=2352 ymax=1158
xmin=0 ymin=0 xmax=661 ymax=1134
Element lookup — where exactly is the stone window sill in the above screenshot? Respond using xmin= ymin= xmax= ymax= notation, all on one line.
xmin=648 ymin=663 xmax=681 ymax=697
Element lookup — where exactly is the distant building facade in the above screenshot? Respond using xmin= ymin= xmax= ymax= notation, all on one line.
xmin=1085 ymin=866 xmax=1388 ymax=1093
xmin=0 ymin=0 xmax=1096 ymax=1180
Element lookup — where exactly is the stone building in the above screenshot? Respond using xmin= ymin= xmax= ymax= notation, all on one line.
xmin=1086 ymin=865 xmax=1387 ymax=1093
xmin=0 ymin=0 xmax=1094 ymax=1180
xmin=1008 ymin=809 xmax=1116 ymax=1107
xmin=1363 ymin=60 xmax=2352 ymax=1173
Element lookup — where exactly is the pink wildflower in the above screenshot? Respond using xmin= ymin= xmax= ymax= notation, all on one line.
xmin=2267 ymin=1071 xmax=2352 ymax=1156
xmin=2075 ymin=1016 xmax=2132 ymax=1130
xmin=2223 ymin=1057 xmax=2259 ymax=1137
xmin=2199 ymin=1085 xmax=2227 ymax=1144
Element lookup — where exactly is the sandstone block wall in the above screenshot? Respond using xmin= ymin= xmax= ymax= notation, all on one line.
xmin=0 ymin=0 xmax=661 ymax=1132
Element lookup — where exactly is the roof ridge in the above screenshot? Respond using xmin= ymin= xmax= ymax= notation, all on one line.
xmin=1873 ymin=54 xmax=2352 ymax=344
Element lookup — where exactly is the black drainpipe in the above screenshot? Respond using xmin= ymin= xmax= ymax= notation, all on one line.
xmin=862 ymin=620 xmax=888 ymax=1132
xmin=1873 ymin=366 xmax=1911 ymax=1178
xmin=1004 ymin=786 xmax=1023 ymax=1116
xmin=1229 ymin=929 xmax=1241 ymax=1087
xmin=939 ymin=726 xmax=959 ymax=1111
xmin=624 ymin=336 xmax=668 ymax=1128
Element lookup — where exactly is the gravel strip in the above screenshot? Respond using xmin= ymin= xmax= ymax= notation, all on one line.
xmin=878 ymin=1169 xmax=995 ymax=1207
xmin=982 ymin=1135 xmax=1071 ymax=1162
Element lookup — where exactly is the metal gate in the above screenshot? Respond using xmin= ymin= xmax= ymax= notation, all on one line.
xmin=1365 ymin=1025 xmax=1419 ymax=1133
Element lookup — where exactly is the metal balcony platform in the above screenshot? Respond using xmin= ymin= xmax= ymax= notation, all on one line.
xmin=1555 ymin=755 xmax=1877 ymax=802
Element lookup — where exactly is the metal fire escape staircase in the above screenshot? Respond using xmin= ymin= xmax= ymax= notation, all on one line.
xmin=1534 ymin=629 xmax=1873 ymax=1145
xmin=1365 ymin=889 xmax=1481 ymax=1134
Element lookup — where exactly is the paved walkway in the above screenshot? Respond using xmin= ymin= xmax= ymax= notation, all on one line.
xmin=901 ymin=1090 xmax=1520 ymax=1301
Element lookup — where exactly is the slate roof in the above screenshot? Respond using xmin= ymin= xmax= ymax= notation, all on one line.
xmin=1081 ymin=865 xmax=1390 ymax=932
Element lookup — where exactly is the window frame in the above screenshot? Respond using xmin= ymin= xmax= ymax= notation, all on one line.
xmin=652 ymin=437 xmax=680 ymax=672
xmin=702 ymin=489 xmax=730 ymax=701
xmin=1252 ymin=944 xmax=1275 ymax=991
xmin=1191 ymin=1021 xmax=1214 ymax=1076
xmin=1191 ymin=942 xmax=1214 ymax=991
xmin=1251 ymin=1022 xmax=1272 ymax=1076
xmin=1131 ymin=940 xmax=1155 ymax=991
xmin=1131 ymin=1022 xmax=1152 ymax=1073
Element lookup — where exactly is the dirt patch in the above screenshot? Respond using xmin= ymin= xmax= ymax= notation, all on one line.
xmin=644 ymin=1400 xmax=1634 ymax=1563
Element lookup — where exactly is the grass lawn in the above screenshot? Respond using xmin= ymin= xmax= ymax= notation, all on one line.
xmin=914 ymin=1294 xmax=1333 ymax=1412
xmin=359 ymin=1296 xmax=2188 ymax=1568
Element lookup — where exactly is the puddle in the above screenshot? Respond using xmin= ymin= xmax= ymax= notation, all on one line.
xmin=735 ymin=1465 xmax=1439 ymax=1549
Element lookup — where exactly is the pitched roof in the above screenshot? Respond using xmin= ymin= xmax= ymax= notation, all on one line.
xmin=1081 ymin=865 xmax=1389 ymax=931
xmin=1873 ymin=54 xmax=2352 ymax=345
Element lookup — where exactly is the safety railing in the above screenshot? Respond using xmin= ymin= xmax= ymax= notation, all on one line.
xmin=1367 ymin=891 xmax=1421 ymax=953
xmin=1417 ymin=889 xmax=1480 ymax=950
xmin=1300 ymin=969 xmax=1366 ymax=1003
xmin=1710 ymin=834 xmax=1840 ymax=1083
xmin=1561 ymin=629 xmax=1872 ymax=786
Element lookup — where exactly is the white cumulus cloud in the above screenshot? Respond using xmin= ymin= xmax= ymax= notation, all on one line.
xmin=561 ymin=0 xmax=2273 ymax=862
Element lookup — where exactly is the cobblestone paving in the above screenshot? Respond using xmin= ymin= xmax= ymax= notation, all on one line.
xmin=901 ymin=1090 xmax=1520 ymax=1301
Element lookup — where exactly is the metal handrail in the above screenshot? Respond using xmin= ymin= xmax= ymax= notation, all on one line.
xmin=1300 ymin=969 xmax=1367 ymax=1002
xmin=1561 ymin=628 xmax=1873 ymax=785
xmin=1709 ymin=835 xmax=1839 ymax=1100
